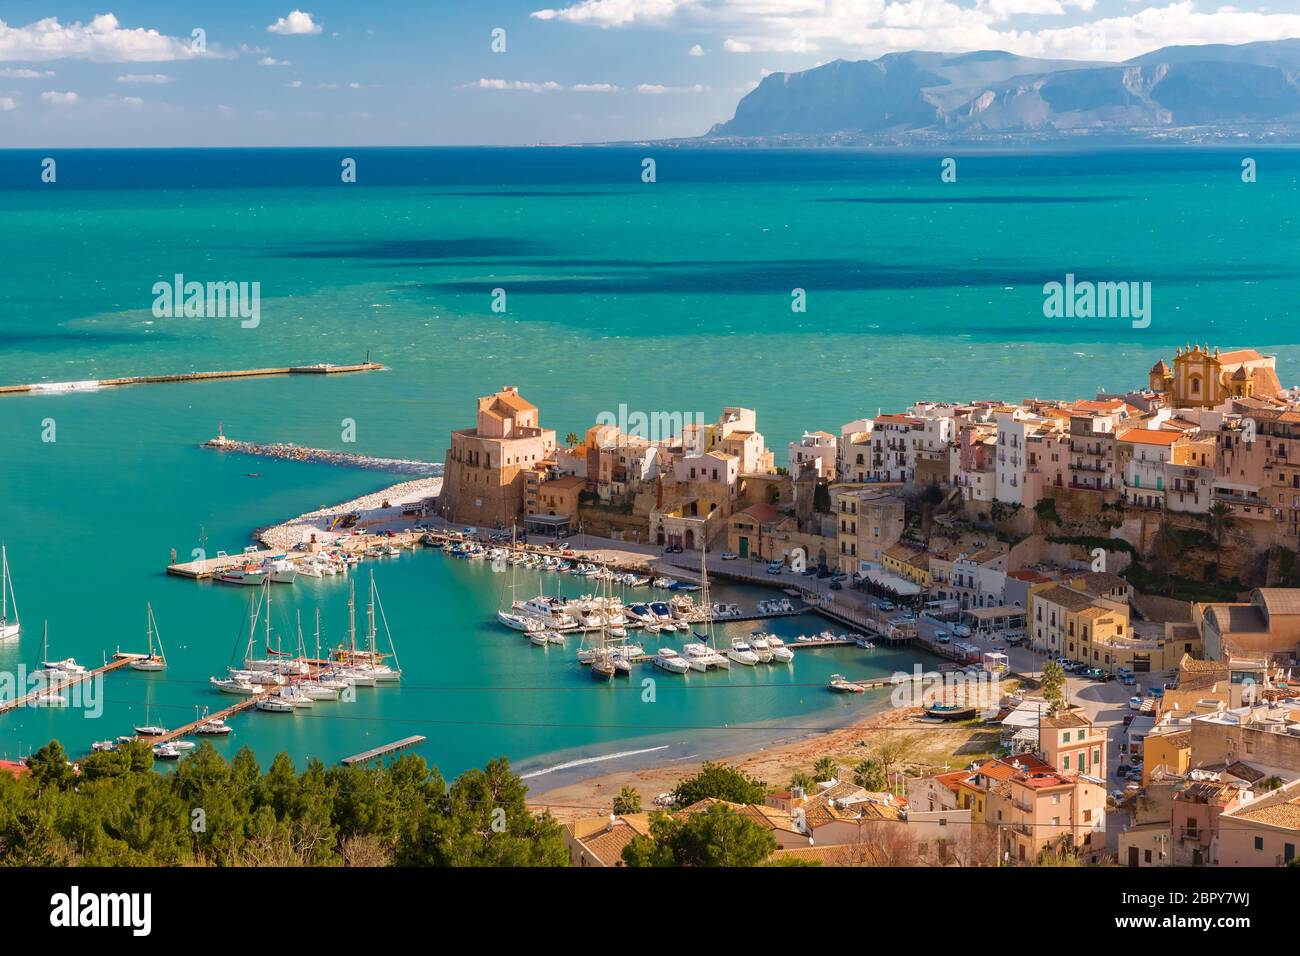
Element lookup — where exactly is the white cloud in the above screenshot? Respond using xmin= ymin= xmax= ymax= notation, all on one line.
xmin=0 ymin=96 xmax=15 ymax=110
xmin=0 ymin=13 xmax=198 ymax=62
xmin=572 ymin=82 xmax=621 ymax=91
xmin=119 ymin=94 xmax=143 ymax=108
xmin=637 ymin=82 xmax=709 ymax=93
xmin=287 ymin=80 xmax=303 ymax=88
xmin=689 ymin=43 xmax=706 ymax=55
xmin=474 ymin=78 xmax=565 ymax=91
xmin=40 ymin=90 xmax=78 ymax=104
xmin=259 ymin=56 xmax=291 ymax=67
xmin=0 ymin=67 xmax=52 ymax=78
xmin=267 ymin=10 xmax=323 ymax=36
xmin=528 ymin=0 xmax=1300 ymax=63
xmin=117 ymin=73 xmax=171 ymax=84
xmin=531 ymin=0 xmax=694 ymax=27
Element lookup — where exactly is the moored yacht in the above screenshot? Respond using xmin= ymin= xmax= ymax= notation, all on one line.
xmin=653 ymin=647 xmax=690 ymax=674
xmin=766 ymin=635 xmax=795 ymax=663
xmin=748 ymin=633 xmax=774 ymax=663
xmin=727 ymin=638 xmax=760 ymax=666
xmin=0 ymin=545 xmax=20 ymax=641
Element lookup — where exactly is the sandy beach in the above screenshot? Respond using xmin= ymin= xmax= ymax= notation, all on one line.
xmin=528 ymin=702 xmax=1003 ymax=824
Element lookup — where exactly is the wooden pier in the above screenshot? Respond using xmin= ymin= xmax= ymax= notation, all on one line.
xmin=0 ymin=361 xmax=384 ymax=396
xmin=166 ymin=532 xmax=422 ymax=579
xmin=341 ymin=736 xmax=426 ymax=766
xmin=0 ymin=652 xmax=147 ymax=714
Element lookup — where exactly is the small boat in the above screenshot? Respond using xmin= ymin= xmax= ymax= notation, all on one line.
xmin=196 ymin=716 xmax=233 ymax=734
xmin=168 ymin=741 xmax=196 ymax=752
xmin=829 ymin=674 xmax=865 ymax=694
xmin=152 ymin=744 xmax=181 ymax=761
xmin=262 ymin=558 xmax=298 ymax=584
xmin=129 ymin=603 xmax=167 ymax=671
xmin=925 ymin=703 xmax=977 ymax=721
xmin=748 ymin=634 xmax=774 ymax=663
xmin=217 ymin=565 xmax=267 ymax=586
xmin=654 ymin=647 xmax=691 ymax=674
xmin=92 ymin=740 xmax=116 ymax=752
xmin=134 ymin=724 xmax=167 ymax=737
xmin=29 ymin=691 xmax=67 ymax=707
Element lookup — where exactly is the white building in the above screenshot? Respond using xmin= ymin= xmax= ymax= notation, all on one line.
xmin=788 ymin=431 xmax=837 ymax=478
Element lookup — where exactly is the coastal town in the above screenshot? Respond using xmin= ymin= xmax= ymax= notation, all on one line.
xmin=433 ymin=345 xmax=1300 ymax=867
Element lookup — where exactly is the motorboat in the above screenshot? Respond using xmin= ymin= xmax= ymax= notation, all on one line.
xmin=196 ymin=718 xmax=233 ymax=734
xmin=748 ymin=633 xmax=774 ymax=663
xmin=29 ymin=691 xmax=67 ymax=707
xmin=152 ymin=744 xmax=181 ymax=760
xmin=210 ymin=675 xmax=260 ymax=695
xmin=829 ymin=674 xmax=865 ymax=694
xmin=654 ymin=647 xmax=690 ymax=674
xmin=766 ymin=636 xmax=795 ymax=663
xmin=134 ymin=724 xmax=167 ymax=737
xmin=727 ymin=639 xmax=760 ymax=666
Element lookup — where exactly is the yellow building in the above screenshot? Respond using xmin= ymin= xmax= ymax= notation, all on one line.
xmin=1142 ymin=729 xmax=1191 ymax=786
xmin=882 ymin=543 xmax=931 ymax=589
xmin=1029 ymin=583 xmax=1130 ymax=669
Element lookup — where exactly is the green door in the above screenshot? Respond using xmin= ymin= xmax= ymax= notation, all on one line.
xmin=739 ymin=537 xmax=749 ymax=558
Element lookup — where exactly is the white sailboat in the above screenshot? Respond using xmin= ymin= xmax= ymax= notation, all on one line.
xmin=130 ymin=603 xmax=167 ymax=671
xmin=0 ymin=545 xmax=19 ymax=640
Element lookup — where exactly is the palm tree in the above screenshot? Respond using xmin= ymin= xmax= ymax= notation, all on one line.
xmin=564 ymin=432 xmax=580 ymax=449
xmin=812 ymin=757 xmax=838 ymax=782
xmin=1205 ymin=501 xmax=1240 ymax=579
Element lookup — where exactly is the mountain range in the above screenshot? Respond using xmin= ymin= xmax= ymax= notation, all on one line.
xmin=705 ymin=39 xmax=1300 ymax=142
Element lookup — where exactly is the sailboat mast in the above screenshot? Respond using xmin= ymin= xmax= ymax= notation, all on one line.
xmin=368 ymin=573 xmax=377 ymax=656
xmin=348 ymin=579 xmax=357 ymax=654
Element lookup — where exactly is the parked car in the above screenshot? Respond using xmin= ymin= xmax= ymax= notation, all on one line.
xmin=1086 ymin=667 xmax=1105 ymax=680
xmin=1128 ymin=696 xmax=1144 ymax=710
xmin=719 ymin=552 xmax=737 ymax=561
xmin=829 ymin=580 xmax=842 ymax=590
xmin=1054 ymin=657 xmax=1071 ymax=669
xmin=952 ymin=624 xmax=972 ymax=638
xmin=879 ymin=601 xmax=895 ymax=612
xmin=1121 ymin=673 xmax=1138 ymax=686
xmin=935 ymin=631 xmax=951 ymax=644
xmin=1116 ymin=763 xmax=1132 ymax=776
xmin=766 ymin=561 xmax=784 ymax=575
xmin=1147 ymin=687 xmax=1165 ymax=699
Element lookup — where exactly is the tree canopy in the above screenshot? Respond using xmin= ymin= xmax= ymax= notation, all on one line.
xmin=0 ymin=740 xmax=566 ymax=867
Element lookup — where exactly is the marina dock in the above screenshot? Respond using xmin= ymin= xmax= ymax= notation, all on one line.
xmin=0 ymin=652 xmax=147 ymax=714
xmin=341 ymin=736 xmax=427 ymax=766
xmin=0 ymin=361 xmax=384 ymax=396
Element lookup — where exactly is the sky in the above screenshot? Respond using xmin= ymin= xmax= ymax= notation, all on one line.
xmin=2 ymin=1 xmax=1300 ymax=146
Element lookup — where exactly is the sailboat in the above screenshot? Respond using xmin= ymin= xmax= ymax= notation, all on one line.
xmin=28 ymin=629 xmax=69 ymax=706
xmin=583 ymin=562 xmax=618 ymax=681
xmin=130 ymin=603 xmax=167 ymax=671
xmin=134 ymin=701 xmax=167 ymax=737
xmin=298 ymin=609 xmax=343 ymax=700
xmin=211 ymin=594 xmax=271 ymax=695
xmin=31 ymin=622 xmax=86 ymax=680
xmin=683 ymin=530 xmax=729 ymax=672
xmin=332 ymin=575 xmax=402 ymax=684
xmin=0 ymin=545 xmax=18 ymax=640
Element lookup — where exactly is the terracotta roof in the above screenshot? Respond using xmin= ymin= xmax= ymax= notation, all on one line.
xmin=770 ymin=844 xmax=862 ymax=866
xmin=1118 ymin=429 xmax=1182 ymax=446
xmin=737 ymin=502 xmax=782 ymax=525
xmin=0 ymin=760 xmax=26 ymax=779
xmin=1039 ymin=708 xmax=1093 ymax=730
xmin=1036 ymin=585 xmax=1100 ymax=613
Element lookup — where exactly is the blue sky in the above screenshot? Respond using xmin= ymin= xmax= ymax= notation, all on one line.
xmin=3 ymin=1 xmax=1300 ymax=146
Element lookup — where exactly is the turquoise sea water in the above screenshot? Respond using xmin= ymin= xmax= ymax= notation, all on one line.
xmin=0 ymin=147 xmax=1297 ymax=779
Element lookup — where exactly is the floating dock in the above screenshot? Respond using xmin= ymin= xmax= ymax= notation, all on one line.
xmin=0 ymin=362 xmax=384 ymax=396
xmin=0 ymin=652 xmax=147 ymax=714
xmin=341 ymin=736 xmax=427 ymax=766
